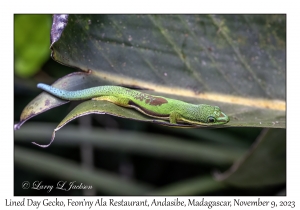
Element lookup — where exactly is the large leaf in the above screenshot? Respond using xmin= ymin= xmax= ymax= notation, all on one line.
xmin=16 ymin=14 xmax=285 ymax=129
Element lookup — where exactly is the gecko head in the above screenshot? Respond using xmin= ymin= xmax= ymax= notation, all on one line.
xmin=197 ymin=105 xmax=230 ymax=125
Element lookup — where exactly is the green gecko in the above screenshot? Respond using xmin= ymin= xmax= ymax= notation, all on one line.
xmin=37 ymin=83 xmax=230 ymax=126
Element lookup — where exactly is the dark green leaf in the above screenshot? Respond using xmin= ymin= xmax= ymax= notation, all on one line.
xmin=17 ymin=14 xmax=286 ymax=129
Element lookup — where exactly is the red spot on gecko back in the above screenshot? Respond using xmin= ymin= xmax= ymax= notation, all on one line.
xmin=148 ymin=97 xmax=168 ymax=106
xmin=136 ymin=94 xmax=168 ymax=106
xmin=129 ymin=90 xmax=168 ymax=106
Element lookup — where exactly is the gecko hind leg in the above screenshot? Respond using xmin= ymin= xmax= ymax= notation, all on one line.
xmin=169 ymin=111 xmax=182 ymax=124
xmin=92 ymin=96 xmax=130 ymax=108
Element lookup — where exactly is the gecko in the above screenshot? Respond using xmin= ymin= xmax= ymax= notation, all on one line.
xmin=37 ymin=83 xmax=230 ymax=126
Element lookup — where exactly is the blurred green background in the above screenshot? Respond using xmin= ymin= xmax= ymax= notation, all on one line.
xmin=14 ymin=14 xmax=286 ymax=196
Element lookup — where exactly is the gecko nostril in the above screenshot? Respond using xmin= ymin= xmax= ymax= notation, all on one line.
xmin=219 ymin=112 xmax=225 ymax=117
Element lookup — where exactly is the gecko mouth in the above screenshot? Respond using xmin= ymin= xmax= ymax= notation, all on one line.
xmin=217 ymin=112 xmax=230 ymax=123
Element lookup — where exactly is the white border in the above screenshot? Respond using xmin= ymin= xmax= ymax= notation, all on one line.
xmin=3 ymin=1 xmax=297 ymax=209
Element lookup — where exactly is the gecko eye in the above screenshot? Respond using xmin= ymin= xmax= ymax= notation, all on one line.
xmin=207 ymin=116 xmax=216 ymax=123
